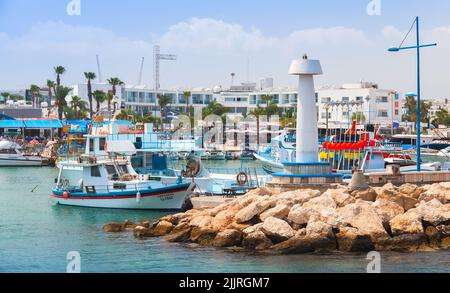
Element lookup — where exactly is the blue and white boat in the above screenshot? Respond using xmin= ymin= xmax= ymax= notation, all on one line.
xmin=51 ymin=135 xmax=194 ymax=210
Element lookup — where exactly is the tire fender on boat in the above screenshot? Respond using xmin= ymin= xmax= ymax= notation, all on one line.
xmin=136 ymin=191 xmax=141 ymax=203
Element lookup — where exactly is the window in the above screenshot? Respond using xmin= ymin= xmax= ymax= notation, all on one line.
xmin=118 ymin=165 xmax=129 ymax=174
xmin=91 ymin=166 xmax=101 ymax=177
xmin=105 ymin=165 xmax=118 ymax=176
xmin=395 ymin=110 xmax=399 ymax=115
xmin=342 ymin=97 xmax=350 ymax=102
xmin=321 ymin=97 xmax=331 ymax=103
xmin=377 ymin=96 xmax=389 ymax=103
xmin=377 ymin=110 xmax=388 ymax=118
xmin=356 ymin=96 xmax=363 ymax=101
xmin=99 ymin=138 xmax=106 ymax=151
xmin=89 ymin=138 xmax=94 ymax=152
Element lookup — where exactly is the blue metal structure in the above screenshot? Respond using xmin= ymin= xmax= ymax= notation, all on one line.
xmin=388 ymin=16 xmax=437 ymax=172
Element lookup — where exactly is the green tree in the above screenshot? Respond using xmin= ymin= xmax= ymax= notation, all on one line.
xmin=202 ymin=101 xmax=228 ymax=118
xmin=54 ymin=66 xmax=66 ymax=88
xmin=93 ymin=90 xmax=106 ymax=114
xmin=403 ymin=96 xmax=431 ymax=124
xmin=158 ymin=94 xmax=172 ymax=132
xmin=105 ymin=91 xmax=114 ymax=112
xmin=183 ymin=91 xmax=192 ymax=115
xmin=351 ymin=112 xmax=366 ymax=123
xmin=69 ymin=96 xmax=88 ymax=119
xmin=1 ymin=92 xmax=10 ymax=104
xmin=46 ymin=80 xmax=55 ymax=115
xmin=30 ymin=84 xmax=41 ymax=108
xmin=432 ymin=109 xmax=450 ymax=127
xmin=54 ymin=86 xmax=72 ymax=137
xmin=249 ymin=107 xmax=266 ymax=147
xmin=9 ymin=94 xmax=24 ymax=102
xmin=84 ymin=72 xmax=96 ymax=118
xmin=107 ymin=77 xmax=124 ymax=112
xmin=116 ymin=109 xmax=136 ymax=121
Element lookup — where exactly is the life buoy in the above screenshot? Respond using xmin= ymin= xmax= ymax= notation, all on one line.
xmin=63 ymin=192 xmax=69 ymax=199
xmin=237 ymin=172 xmax=248 ymax=185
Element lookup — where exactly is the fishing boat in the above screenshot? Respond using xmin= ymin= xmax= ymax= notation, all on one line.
xmin=210 ymin=151 xmax=226 ymax=161
xmin=51 ymin=135 xmax=194 ymax=210
xmin=225 ymin=152 xmax=237 ymax=160
xmin=239 ymin=150 xmax=256 ymax=161
xmin=0 ymin=140 xmax=48 ymax=167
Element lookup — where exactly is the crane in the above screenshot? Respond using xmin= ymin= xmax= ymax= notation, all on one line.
xmin=153 ymin=45 xmax=176 ymax=90
xmin=138 ymin=57 xmax=145 ymax=86
xmin=96 ymin=54 xmax=103 ymax=83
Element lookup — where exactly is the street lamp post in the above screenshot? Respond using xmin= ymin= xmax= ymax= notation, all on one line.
xmin=388 ymin=16 xmax=437 ymax=172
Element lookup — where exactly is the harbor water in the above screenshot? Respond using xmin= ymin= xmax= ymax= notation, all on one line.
xmin=0 ymin=166 xmax=449 ymax=273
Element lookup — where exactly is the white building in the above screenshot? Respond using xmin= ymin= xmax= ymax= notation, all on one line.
xmin=316 ymin=82 xmax=402 ymax=128
xmin=68 ymin=81 xmax=402 ymax=129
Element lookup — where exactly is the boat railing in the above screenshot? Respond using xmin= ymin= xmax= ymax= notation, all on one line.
xmin=57 ymin=181 xmax=169 ymax=194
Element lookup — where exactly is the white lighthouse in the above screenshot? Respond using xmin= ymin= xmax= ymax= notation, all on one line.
xmin=289 ymin=54 xmax=323 ymax=163
xmin=270 ymin=54 xmax=342 ymax=187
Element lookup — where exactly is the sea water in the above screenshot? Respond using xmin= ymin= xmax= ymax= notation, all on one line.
xmin=0 ymin=167 xmax=449 ymax=273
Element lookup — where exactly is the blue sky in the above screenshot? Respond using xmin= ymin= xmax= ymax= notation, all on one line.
xmin=1 ymin=0 xmax=450 ymax=97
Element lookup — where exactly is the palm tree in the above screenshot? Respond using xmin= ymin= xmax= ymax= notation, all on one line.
xmin=105 ymin=91 xmax=114 ymax=112
xmin=158 ymin=94 xmax=172 ymax=132
xmin=202 ymin=101 xmax=228 ymax=118
xmin=1 ymin=92 xmax=10 ymax=104
xmin=84 ymin=72 xmax=96 ymax=118
xmin=116 ymin=109 xmax=136 ymax=121
xmin=30 ymin=84 xmax=41 ymax=108
xmin=93 ymin=90 xmax=106 ymax=115
xmin=54 ymin=66 xmax=66 ymax=88
xmin=107 ymin=77 xmax=124 ymax=113
xmin=46 ymin=80 xmax=55 ymax=115
xmin=249 ymin=107 xmax=266 ymax=147
xmin=70 ymin=96 xmax=87 ymax=119
xmin=54 ymin=86 xmax=71 ymax=137
xmin=183 ymin=91 xmax=192 ymax=114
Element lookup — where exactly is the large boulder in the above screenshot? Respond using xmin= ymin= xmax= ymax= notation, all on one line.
xmin=288 ymin=204 xmax=342 ymax=228
xmin=389 ymin=212 xmax=423 ymax=235
xmin=242 ymin=223 xmax=264 ymax=235
xmin=304 ymin=194 xmax=337 ymax=209
xmin=338 ymin=200 xmax=388 ymax=239
xmin=375 ymin=234 xmax=427 ymax=252
xmin=261 ymin=217 xmax=295 ymax=243
xmin=164 ymin=223 xmax=192 ymax=242
xmin=335 ymin=227 xmax=374 ymax=252
xmin=235 ymin=197 xmax=276 ymax=224
xmin=133 ymin=225 xmax=154 ymax=239
xmin=271 ymin=234 xmax=337 ymax=254
xmin=152 ymin=221 xmax=174 ymax=237
xmin=398 ymin=184 xmax=424 ymax=199
xmin=275 ymin=189 xmax=321 ymax=205
xmin=213 ymin=229 xmax=243 ymax=247
xmin=352 ymin=188 xmax=378 ymax=202
xmin=322 ymin=188 xmax=355 ymax=207
xmin=377 ymin=188 xmax=419 ymax=211
xmin=242 ymin=231 xmax=273 ymax=250
xmin=288 ymin=205 xmax=318 ymax=225
xmin=260 ymin=204 xmax=291 ymax=222
xmin=305 ymin=221 xmax=334 ymax=239
xmin=189 ymin=215 xmax=214 ymax=228
xmin=414 ymin=199 xmax=450 ymax=226
xmin=425 ymin=226 xmax=441 ymax=247
xmin=373 ymin=199 xmax=404 ymax=226
xmin=418 ymin=182 xmax=450 ymax=204
xmin=103 ymin=222 xmax=125 ymax=233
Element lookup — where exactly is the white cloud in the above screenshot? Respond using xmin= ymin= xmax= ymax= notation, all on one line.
xmin=159 ymin=18 xmax=369 ymax=53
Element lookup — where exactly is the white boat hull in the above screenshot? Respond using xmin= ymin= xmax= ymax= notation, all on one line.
xmin=0 ymin=157 xmax=45 ymax=167
xmin=51 ymin=184 xmax=193 ymax=210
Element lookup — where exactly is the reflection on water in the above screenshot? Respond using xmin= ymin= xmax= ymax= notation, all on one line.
xmin=0 ymin=166 xmax=449 ymax=273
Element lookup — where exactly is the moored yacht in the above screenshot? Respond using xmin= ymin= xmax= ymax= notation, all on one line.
xmin=0 ymin=140 xmax=48 ymax=167
xmin=51 ymin=135 xmax=194 ymax=210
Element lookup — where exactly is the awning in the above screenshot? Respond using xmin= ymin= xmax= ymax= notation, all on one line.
xmin=106 ymin=140 xmax=136 ymax=155
xmin=24 ymin=120 xmax=63 ymax=129
xmin=0 ymin=120 xmax=25 ymax=128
